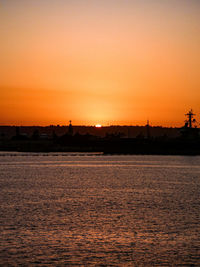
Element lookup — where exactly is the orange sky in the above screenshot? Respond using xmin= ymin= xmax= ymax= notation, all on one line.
xmin=0 ymin=1 xmax=200 ymax=126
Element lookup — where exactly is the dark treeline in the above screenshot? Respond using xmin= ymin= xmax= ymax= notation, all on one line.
xmin=0 ymin=124 xmax=200 ymax=155
xmin=0 ymin=125 xmax=180 ymax=139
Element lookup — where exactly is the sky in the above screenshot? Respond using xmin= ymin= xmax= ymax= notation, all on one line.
xmin=0 ymin=0 xmax=200 ymax=126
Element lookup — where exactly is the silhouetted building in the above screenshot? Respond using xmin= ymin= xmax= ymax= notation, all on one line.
xmin=32 ymin=129 xmax=39 ymax=140
xmin=16 ymin=127 xmax=20 ymax=137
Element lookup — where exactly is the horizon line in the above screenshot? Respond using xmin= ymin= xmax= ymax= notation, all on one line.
xmin=0 ymin=124 xmax=182 ymax=128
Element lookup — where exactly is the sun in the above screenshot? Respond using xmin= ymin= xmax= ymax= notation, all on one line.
xmin=95 ymin=124 xmax=102 ymax=128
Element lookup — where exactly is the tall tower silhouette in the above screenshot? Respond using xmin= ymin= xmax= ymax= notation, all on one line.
xmin=185 ymin=109 xmax=196 ymax=128
xmin=68 ymin=120 xmax=73 ymax=135
xmin=146 ymin=120 xmax=151 ymax=139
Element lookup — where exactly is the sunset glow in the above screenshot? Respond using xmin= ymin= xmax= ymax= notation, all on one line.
xmin=0 ymin=1 xmax=200 ymax=126
xmin=95 ymin=124 xmax=102 ymax=128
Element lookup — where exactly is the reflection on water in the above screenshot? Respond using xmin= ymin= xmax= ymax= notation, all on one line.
xmin=0 ymin=153 xmax=199 ymax=265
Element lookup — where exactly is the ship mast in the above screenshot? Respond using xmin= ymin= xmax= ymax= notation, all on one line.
xmin=185 ymin=109 xmax=196 ymax=128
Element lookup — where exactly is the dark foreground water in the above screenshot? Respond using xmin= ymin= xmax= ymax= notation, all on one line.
xmin=0 ymin=153 xmax=199 ymax=266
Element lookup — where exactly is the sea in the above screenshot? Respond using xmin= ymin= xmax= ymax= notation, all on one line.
xmin=0 ymin=152 xmax=199 ymax=266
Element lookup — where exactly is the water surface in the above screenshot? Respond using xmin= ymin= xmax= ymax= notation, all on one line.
xmin=0 ymin=153 xmax=199 ymax=265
